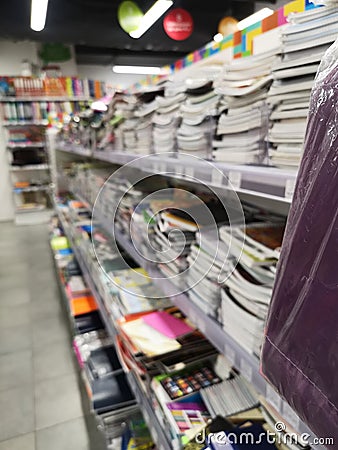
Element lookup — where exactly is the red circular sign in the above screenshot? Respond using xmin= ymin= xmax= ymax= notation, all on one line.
xmin=163 ymin=8 xmax=193 ymax=41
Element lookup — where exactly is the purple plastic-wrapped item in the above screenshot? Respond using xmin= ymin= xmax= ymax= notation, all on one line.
xmin=261 ymin=39 xmax=338 ymax=445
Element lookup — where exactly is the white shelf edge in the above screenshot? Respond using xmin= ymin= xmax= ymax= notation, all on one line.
xmin=2 ymin=120 xmax=49 ymax=126
xmin=10 ymin=164 xmax=50 ymax=172
xmin=57 ymin=142 xmax=297 ymax=203
xmin=0 ymin=96 xmax=92 ymax=102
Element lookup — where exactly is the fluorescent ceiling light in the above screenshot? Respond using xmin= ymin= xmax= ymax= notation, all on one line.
xmin=112 ymin=65 xmax=162 ymax=75
xmin=30 ymin=0 xmax=49 ymax=31
xmin=213 ymin=33 xmax=223 ymax=43
xmin=130 ymin=0 xmax=173 ymax=39
xmin=237 ymin=8 xmax=274 ymax=31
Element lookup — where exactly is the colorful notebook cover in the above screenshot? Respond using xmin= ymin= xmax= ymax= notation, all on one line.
xmin=143 ymin=311 xmax=194 ymax=338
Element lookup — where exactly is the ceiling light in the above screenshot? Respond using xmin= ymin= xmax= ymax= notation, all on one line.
xmin=237 ymin=8 xmax=274 ymax=31
xmin=30 ymin=0 xmax=49 ymax=31
xmin=129 ymin=0 xmax=173 ymax=39
xmin=213 ymin=33 xmax=223 ymax=43
xmin=112 ymin=65 xmax=162 ymax=75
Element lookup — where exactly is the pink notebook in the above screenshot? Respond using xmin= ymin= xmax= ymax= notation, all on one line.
xmin=143 ymin=311 xmax=194 ymax=338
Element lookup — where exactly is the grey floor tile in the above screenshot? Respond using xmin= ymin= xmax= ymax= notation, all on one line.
xmin=0 ymin=386 xmax=34 ymax=442
xmin=32 ymin=316 xmax=69 ymax=349
xmin=30 ymin=296 xmax=62 ymax=322
xmin=35 ymin=373 xmax=83 ymax=430
xmin=0 ymin=350 xmax=33 ymax=391
xmin=34 ymin=341 xmax=76 ymax=382
xmin=0 ymin=324 xmax=32 ymax=355
xmin=0 ymin=304 xmax=31 ymax=329
xmin=0 ymin=285 xmax=31 ymax=307
xmin=0 ymin=432 xmax=35 ymax=450
xmin=36 ymin=417 xmax=89 ymax=450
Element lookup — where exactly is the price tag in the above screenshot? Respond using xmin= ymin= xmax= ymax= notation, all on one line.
xmin=285 ymin=179 xmax=296 ymax=199
xmin=185 ymin=167 xmax=194 ymax=179
xmin=212 ymin=168 xmax=224 ymax=186
xmin=282 ymin=402 xmax=300 ymax=430
xmin=175 ymin=165 xmax=184 ymax=178
xmin=224 ymin=344 xmax=236 ymax=365
xmin=197 ymin=318 xmax=206 ymax=334
xmin=153 ymin=162 xmax=160 ymax=173
xmin=229 ymin=171 xmax=242 ymax=189
xmin=266 ymin=384 xmax=282 ymax=412
xmin=151 ymin=428 xmax=158 ymax=442
xmin=159 ymin=163 xmax=166 ymax=174
xmin=240 ymin=359 xmax=253 ymax=383
xmin=143 ymin=410 xmax=150 ymax=423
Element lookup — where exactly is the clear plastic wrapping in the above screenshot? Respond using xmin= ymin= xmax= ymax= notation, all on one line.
xmin=261 ymin=39 xmax=338 ymax=444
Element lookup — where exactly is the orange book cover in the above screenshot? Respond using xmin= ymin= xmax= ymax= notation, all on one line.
xmin=70 ymin=295 xmax=98 ymax=316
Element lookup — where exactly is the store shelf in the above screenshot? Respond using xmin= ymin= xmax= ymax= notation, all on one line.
xmin=7 ymin=142 xmax=45 ymax=149
xmin=0 ymin=96 xmax=92 ymax=102
xmin=13 ymin=185 xmax=50 ymax=193
xmin=2 ymin=120 xmax=49 ymax=126
xmin=106 ymin=225 xmax=323 ymax=448
xmin=56 ymin=208 xmax=172 ymax=450
xmin=57 ymin=142 xmax=297 ymax=203
xmin=10 ymin=164 xmax=50 ymax=171
xmin=57 ymin=142 xmax=93 ymax=158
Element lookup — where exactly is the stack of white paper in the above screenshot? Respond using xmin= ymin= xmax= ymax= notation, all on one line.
xmin=268 ymin=6 xmax=338 ymax=169
xmin=213 ymin=52 xmax=277 ymax=164
xmin=152 ymin=92 xmax=186 ymax=153
xmin=177 ymin=80 xmax=220 ymax=158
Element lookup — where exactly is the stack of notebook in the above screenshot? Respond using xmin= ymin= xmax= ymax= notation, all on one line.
xmin=213 ymin=51 xmax=277 ymax=164
xmin=219 ymin=222 xmax=284 ymax=355
xmin=152 ymin=92 xmax=186 ymax=153
xmin=117 ymin=308 xmax=218 ymax=377
xmin=177 ymin=80 xmax=219 ymax=158
xmin=268 ymin=6 xmax=338 ymax=169
xmin=131 ymin=91 xmax=161 ymax=154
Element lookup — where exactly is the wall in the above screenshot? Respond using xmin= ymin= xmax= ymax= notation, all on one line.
xmin=77 ymin=64 xmax=142 ymax=89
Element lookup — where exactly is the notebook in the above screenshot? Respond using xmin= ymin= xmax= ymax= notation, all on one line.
xmin=143 ymin=311 xmax=194 ymax=339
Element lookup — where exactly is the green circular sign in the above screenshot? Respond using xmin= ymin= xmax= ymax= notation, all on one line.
xmin=118 ymin=1 xmax=143 ymax=34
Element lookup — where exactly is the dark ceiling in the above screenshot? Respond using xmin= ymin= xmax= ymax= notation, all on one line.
xmin=0 ymin=0 xmax=275 ymax=66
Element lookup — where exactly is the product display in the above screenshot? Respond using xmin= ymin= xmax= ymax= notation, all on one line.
xmin=1 ymin=2 xmax=335 ymax=449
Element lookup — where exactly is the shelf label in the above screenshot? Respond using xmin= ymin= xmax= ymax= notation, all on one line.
xmin=240 ymin=359 xmax=253 ymax=383
xmin=285 ymin=179 xmax=296 ymax=199
xmin=197 ymin=318 xmax=206 ymax=334
xmin=224 ymin=344 xmax=236 ymax=365
xmin=212 ymin=168 xmax=224 ymax=186
xmin=175 ymin=165 xmax=184 ymax=178
xmin=143 ymin=410 xmax=150 ymax=423
xmin=185 ymin=167 xmax=194 ymax=179
xmin=153 ymin=162 xmax=160 ymax=173
xmin=282 ymin=402 xmax=300 ymax=430
xmin=266 ymin=384 xmax=282 ymax=412
xmin=151 ymin=428 xmax=158 ymax=443
xmin=229 ymin=171 xmax=242 ymax=189
xmin=159 ymin=163 xmax=166 ymax=174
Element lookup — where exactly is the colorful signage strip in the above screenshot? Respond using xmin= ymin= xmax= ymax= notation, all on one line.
xmin=130 ymin=0 xmax=319 ymax=92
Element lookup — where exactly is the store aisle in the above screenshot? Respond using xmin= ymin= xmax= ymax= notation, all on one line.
xmin=0 ymin=222 xmax=92 ymax=450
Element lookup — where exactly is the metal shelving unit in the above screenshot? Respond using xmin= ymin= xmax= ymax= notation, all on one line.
xmin=56 ymin=209 xmax=172 ymax=450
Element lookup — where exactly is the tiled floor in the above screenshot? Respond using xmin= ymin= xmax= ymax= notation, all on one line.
xmin=0 ymin=222 xmax=101 ymax=449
